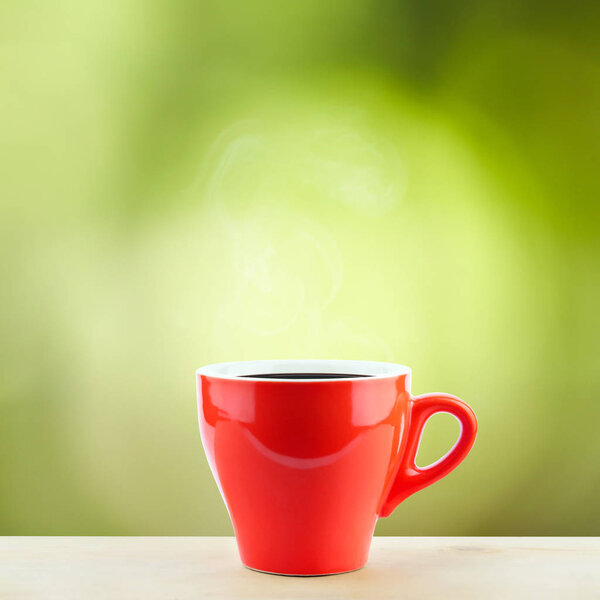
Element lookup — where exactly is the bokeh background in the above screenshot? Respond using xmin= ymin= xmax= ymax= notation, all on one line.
xmin=1 ymin=0 xmax=599 ymax=536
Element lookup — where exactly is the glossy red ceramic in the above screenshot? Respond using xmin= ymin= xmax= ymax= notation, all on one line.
xmin=196 ymin=360 xmax=477 ymax=575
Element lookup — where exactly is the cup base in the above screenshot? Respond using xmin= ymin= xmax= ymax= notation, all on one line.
xmin=244 ymin=563 xmax=365 ymax=577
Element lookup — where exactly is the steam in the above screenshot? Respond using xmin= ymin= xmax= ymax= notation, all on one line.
xmin=203 ymin=118 xmax=399 ymax=359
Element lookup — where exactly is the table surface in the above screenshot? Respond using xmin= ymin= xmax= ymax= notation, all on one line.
xmin=1 ymin=537 xmax=599 ymax=599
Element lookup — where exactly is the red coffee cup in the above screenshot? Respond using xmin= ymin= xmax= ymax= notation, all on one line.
xmin=196 ymin=360 xmax=477 ymax=575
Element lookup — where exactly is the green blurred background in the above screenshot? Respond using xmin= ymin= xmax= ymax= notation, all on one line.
xmin=1 ymin=0 xmax=599 ymax=536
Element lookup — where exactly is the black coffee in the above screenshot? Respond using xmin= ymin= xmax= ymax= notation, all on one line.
xmin=240 ymin=373 xmax=372 ymax=380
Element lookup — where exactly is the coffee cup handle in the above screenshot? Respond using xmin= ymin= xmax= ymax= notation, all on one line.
xmin=378 ymin=393 xmax=478 ymax=518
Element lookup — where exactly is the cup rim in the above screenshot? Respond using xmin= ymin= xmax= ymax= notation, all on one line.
xmin=196 ymin=360 xmax=411 ymax=382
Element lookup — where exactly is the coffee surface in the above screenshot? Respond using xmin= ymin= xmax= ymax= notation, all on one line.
xmin=239 ymin=373 xmax=372 ymax=380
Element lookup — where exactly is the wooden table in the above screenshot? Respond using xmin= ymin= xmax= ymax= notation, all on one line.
xmin=1 ymin=537 xmax=598 ymax=599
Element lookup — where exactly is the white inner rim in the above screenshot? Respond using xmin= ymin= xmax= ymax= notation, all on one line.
xmin=196 ymin=360 xmax=411 ymax=381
